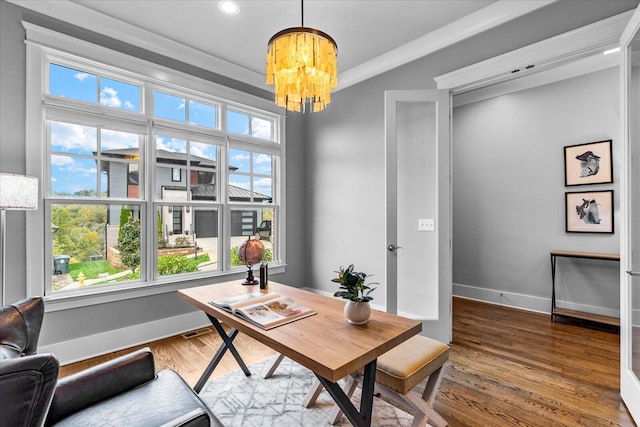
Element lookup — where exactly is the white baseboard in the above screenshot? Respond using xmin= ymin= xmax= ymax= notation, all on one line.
xmin=39 ymin=311 xmax=210 ymax=365
xmin=452 ymin=283 xmax=620 ymax=318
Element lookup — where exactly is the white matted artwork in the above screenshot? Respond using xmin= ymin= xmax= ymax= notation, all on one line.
xmin=565 ymin=190 xmax=614 ymax=233
xmin=564 ymin=139 xmax=613 ymax=186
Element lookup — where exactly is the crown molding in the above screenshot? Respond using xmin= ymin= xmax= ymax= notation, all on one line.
xmin=8 ymin=0 xmax=268 ymax=90
xmin=8 ymin=0 xmax=554 ymax=94
xmin=337 ymin=0 xmax=555 ymax=91
xmin=435 ymin=9 xmax=634 ymax=94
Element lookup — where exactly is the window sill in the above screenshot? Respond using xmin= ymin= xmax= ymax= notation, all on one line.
xmin=42 ymin=264 xmax=286 ymax=312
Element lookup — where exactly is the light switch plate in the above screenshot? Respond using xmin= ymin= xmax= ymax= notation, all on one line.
xmin=418 ymin=218 xmax=435 ymax=232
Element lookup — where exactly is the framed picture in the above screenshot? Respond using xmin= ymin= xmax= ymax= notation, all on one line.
xmin=564 ymin=139 xmax=613 ymax=186
xmin=565 ymin=190 xmax=614 ymax=233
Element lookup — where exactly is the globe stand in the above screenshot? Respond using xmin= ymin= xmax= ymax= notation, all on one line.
xmin=242 ymin=264 xmax=259 ymax=286
xmin=238 ymin=236 xmax=264 ymax=286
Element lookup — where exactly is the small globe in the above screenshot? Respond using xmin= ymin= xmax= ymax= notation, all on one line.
xmin=238 ymin=238 xmax=265 ymax=266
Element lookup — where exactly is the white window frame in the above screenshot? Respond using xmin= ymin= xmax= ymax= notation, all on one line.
xmin=24 ymin=22 xmax=286 ymax=310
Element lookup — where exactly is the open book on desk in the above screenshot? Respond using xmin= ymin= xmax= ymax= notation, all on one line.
xmin=209 ymin=292 xmax=316 ymax=330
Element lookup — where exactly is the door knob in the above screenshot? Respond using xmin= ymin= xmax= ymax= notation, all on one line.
xmin=626 ymin=270 xmax=640 ymax=276
xmin=387 ymin=244 xmax=404 ymax=252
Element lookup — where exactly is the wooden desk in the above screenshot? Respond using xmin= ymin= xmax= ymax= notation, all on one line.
xmin=178 ymin=281 xmax=421 ymax=427
xmin=550 ymin=250 xmax=620 ymax=327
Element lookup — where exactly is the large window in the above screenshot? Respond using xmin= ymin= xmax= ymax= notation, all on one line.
xmin=26 ymin=29 xmax=284 ymax=299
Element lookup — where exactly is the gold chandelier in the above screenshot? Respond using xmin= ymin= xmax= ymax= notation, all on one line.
xmin=266 ymin=1 xmax=337 ymax=113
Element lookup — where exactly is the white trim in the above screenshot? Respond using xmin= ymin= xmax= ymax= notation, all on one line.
xmin=338 ymin=0 xmax=555 ymax=91
xmin=453 ymin=50 xmax=619 ymax=107
xmin=9 ymin=0 xmax=553 ymax=94
xmin=39 ymin=311 xmax=209 ymax=365
xmin=619 ymin=4 xmax=640 ymax=423
xmin=11 ymin=0 xmax=266 ymax=90
xmin=436 ymin=10 xmax=633 ymax=94
xmin=452 ymin=283 xmax=621 ymax=318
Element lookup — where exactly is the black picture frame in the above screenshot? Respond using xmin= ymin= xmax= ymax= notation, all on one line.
xmin=565 ymin=190 xmax=614 ymax=234
xmin=564 ymin=139 xmax=613 ymax=186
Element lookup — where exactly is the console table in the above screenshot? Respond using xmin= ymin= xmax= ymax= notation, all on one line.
xmin=550 ymin=250 xmax=620 ymax=327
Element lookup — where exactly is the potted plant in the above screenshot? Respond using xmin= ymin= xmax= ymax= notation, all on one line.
xmin=332 ymin=264 xmax=377 ymax=325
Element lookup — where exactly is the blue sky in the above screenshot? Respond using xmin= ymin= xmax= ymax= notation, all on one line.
xmin=49 ymin=63 xmax=273 ymax=197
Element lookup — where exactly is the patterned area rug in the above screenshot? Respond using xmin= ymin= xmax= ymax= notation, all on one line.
xmin=199 ymin=355 xmax=415 ymax=426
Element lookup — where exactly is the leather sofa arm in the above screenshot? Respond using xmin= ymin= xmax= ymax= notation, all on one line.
xmin=46 ymin=347 xmax=156 ymax=425
xmin=0 ymin=353 xmax=59 ymax=427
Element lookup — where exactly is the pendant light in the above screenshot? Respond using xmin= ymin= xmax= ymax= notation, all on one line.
xmin=266 ymin=0 xmax=338 ymax=113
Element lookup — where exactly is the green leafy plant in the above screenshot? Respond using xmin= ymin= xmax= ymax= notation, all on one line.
xmin=117 ymin=218 xmax=140 ymax=272
xmin=332 ymin=264 xmax=377 ymax=302
xmin=158 ymin=255 xmax=198 ymax=275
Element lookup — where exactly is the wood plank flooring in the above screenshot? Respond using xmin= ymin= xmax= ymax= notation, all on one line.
xmin=59 ymin=297 xmax=636 ymax=426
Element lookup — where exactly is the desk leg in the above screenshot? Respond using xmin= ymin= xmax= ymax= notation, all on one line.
xmin=315 ymin=359 xmax=376 ymax=427
xmin=550 ymin=254 xmax=557 ymax=321
xmin=194 ymin=314 xmax=251 ymax=393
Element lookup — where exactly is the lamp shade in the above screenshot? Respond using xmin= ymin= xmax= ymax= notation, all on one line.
xmin=266 ymin=27 xmax=338 ymax=113
xmin=0 ymin=173 xmax=39 ymax=210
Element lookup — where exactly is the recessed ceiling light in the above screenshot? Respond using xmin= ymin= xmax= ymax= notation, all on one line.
xmin=218 ymin=0 xmax=240 ymax=16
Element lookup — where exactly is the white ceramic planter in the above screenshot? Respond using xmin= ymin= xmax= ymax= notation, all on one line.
xmin=344 ymin=301 xmax=371 ymax=325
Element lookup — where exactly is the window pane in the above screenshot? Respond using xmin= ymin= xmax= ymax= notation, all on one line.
xmin=51 ymin=121 xmax=97 ymax=155
xmin=190 ymin=141 xmax=217 ymax=162
xmin=191 ymin=141 xmax=218 ymax=202
xmin=253 ymin=176 xmax=272 ymax=201
xmin=100 ymin=77 xmax=140 ymax=112
xmin=251 ymin=117 xmax=272 ymax=140
xmin=51 ymin=203 xmax=141 ymax=293
xmin=229 ymin=208 xmax=275 ymax=267
xmin=156 ymin=135 xmax=187 ymax=202
xmin=188 ymin=100 xmax=216 ymax=128
xmin=49 ymin=63 xmax=97 ymax=103
xmin=154 ymin=91 xmax=186 ymax=122
xmin=253 ymin=152 xmax=272 ymax=175
xmin=157 ymin=206 xmax=218 ymax=277
xmin=228 ymin=174 xmax=250 ymax=202
xmin=51 ymin=155 xmax=100 ymax=197
xmin=229 ymin=148 xmax=250 ymax=173
xmin=101 ymin=129 xmax=140 ymax=151
xmin=227 ymin=110 xmax=249 ymax=135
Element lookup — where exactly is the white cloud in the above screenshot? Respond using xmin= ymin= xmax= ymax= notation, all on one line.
xmin=101 ymin=129 xmax=139 ymax=150
xmin=100 ymin=86 xmax=122 ymax=108
xmin=51 ymin=155 xmax=74 ymax=166
xmin=254 ymin=153 xmax=271 ymax=164
xmin=74 ymin=72 xmax=94 ymax=82
xmin=155 ymin=136 xmax=186 ymax=153
xmin=51 ymin=122 xmax=96 ymax=152
xmin=251 ymin=118 xmax=271 ymax=140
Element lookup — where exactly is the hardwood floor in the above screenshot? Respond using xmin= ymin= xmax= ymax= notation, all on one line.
xmin=60 ymin=297 xmax=635 ymax=426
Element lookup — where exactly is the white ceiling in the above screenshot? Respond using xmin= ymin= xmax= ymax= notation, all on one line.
xmin=14 ymin=0 xmax=556 ymax=91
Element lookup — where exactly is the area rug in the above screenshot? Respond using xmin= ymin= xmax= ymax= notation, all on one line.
xmin=199 ymin=355 xmax=415 ymax=426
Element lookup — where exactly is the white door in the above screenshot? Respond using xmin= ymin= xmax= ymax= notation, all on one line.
xmin=621 ymin=6 xmax=640 ymax=423
xmin=384 ymin=90 xmax=451 ymax=344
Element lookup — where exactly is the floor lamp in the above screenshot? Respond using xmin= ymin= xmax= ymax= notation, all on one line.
xmin=0 ymin=173 xmax=39 ymax=306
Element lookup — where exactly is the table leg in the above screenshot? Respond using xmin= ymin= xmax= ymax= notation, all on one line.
xmin=315 ymin=359 xmax=376 ymax=427
xmin=550 ymin=254 xmax=557 ymax=321
xmin=194 ymin=314 xmax=251 ymax=393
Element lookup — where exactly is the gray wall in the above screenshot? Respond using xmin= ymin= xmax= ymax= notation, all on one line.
xmin=303 ymin=1 xmax=635 ymax=313
xmin=453 ymin=68 xmax=620 ymax=315
xmin=0 ymin=0 xmax=306 ymax=356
